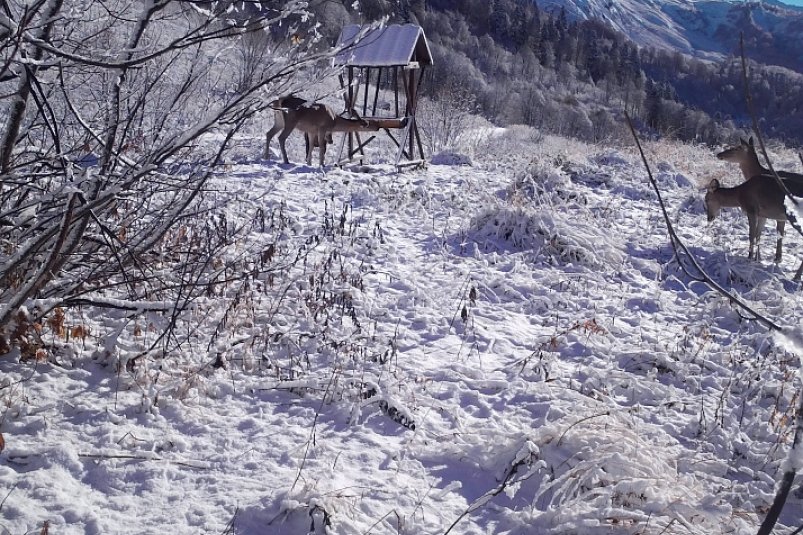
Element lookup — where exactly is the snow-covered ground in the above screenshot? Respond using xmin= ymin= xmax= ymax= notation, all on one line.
xmin=2 ymin=130 xmax=803 ymax=534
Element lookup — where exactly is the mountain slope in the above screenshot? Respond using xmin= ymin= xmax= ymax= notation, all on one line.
xmin=539 ymin=0 xmax=803 ymax=71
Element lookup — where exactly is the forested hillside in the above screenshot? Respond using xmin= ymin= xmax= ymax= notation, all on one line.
xmin=310 ymin=0 xmax=803 ymax=146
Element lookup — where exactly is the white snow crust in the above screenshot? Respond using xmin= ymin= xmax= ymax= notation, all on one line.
xmin=1 ymin=132 xmax=803 ymax=534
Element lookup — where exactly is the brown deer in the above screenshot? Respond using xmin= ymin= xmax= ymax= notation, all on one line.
xmin=264 ymin=95 xmax=330 ymax=161
xmin=717 ymin=137 xmax=803 ymax=185
xmin=715 ymin=137 xmax=803 ymax=263
xmin=704 ymin=174 xmax=800 ymax=264
xmin=265 ymin=95 xmax=377 ymax=166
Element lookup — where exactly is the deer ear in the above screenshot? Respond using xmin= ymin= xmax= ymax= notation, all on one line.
xmin=707 ymin=178 xmax=720 ymax=191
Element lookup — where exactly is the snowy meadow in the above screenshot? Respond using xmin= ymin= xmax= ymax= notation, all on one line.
xmin=1 ymin=128 xmax=802 ymax=534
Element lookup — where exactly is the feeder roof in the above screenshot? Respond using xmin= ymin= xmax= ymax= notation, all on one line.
xmin=335 ymin=24 xmax=433 ymax=68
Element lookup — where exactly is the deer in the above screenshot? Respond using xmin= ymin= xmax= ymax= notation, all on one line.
xmin=704 ymin=174 xmax=803 ymax=273
xmin=717 ymin=137 xmax=803 ymax=186
xmin=264 ymin=94 xmax=330 ymax=161
xmin=714 ymin=136 xmax=803 ymax=264
xmin=264 ymin=95 xmax=377 ymax=166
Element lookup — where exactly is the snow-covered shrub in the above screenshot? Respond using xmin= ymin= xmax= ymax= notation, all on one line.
xmin=519 ymin=412 xmax=721 ymax=534
xmin=589 ymin=149 xmax=632 ymax=169
xmin=467 ymin=205 xmax=624 ymax=270
xmin=477 ymin=125 xmax=544 ymax=170
xmin=417 ymin=87 xmax=479 ymax=155
xmin=507 ymin=160 xmax=584 ymax=205
xmin=431 ymin=151 xmax=473 ymax=166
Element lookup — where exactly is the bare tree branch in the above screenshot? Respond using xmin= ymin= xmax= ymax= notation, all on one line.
xmin=624 ymin=111 xmax=781 ymax=331
xmin=0 ymin=0 xmax=341 ymax=350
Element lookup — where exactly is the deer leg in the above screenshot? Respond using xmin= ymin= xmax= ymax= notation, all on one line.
xmin=264 ymin=124 xmax=282 ymax=160
xmin=264 ymin=111 xmax=284 ymax=160
xmin=278 ymin=116 xmax=300 ymax=164
xmin=277 ymin=128 xmax=294 ymax=165
xmin=747 ymin=214 xmax=757 ymax=260
xmin=775 ymin=221 xmax=785 ymax=263
xmin=318 ymin=132 xmax=327 ymax=167
xmin=305 ymin=131 xmax=316 ymax=166
xmin=750 ymin=216 xmax=766 ymax=261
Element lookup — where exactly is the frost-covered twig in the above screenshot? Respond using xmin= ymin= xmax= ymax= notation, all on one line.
xmin=755 ymin=358 xmax=803 ymax=535
xmin=444 ymin=441 xmax=543 ymax=535
xmin=447 ymin=274 xmax=473 ymax=330
xmin=363 ymin=508 xmax=401 ymax=534
xmin=0 ymin=482 xmax=16 ymax=513
xmin=58 ymin=297 xmax=175 ymax=312
xmin=72 ymin=452 xmax=210 ymax=469
xmin=219 ymin=506 xmax=238 ymax=535
xmin=289 ymin=366 xmax=340 ymax=494
xmin=556 ymin=411 xmax=610 ymax=447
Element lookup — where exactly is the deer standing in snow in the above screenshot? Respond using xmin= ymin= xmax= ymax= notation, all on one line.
xmin=264 ymin=95 xmax=377 ymax=166
xmin=712 ymin=137 xmax=803 ymax=264
xmin=705 ymin=175 xmax=789 ymax=263
xmin=264 ymin=95 xmax=329 ymax=161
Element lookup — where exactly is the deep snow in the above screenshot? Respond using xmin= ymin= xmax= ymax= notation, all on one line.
xmin=1 ymin=130 xmax=802 ymax=534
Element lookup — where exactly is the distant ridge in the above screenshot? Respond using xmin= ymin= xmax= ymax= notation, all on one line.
xmin=536 ymin=0 xmax=803 ymax=73
xmin=763 ymin=0 xmax=803 ymax=10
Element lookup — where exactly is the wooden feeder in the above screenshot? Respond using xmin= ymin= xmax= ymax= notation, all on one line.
xmin=334 ymin=24 xmax=433 ymax=168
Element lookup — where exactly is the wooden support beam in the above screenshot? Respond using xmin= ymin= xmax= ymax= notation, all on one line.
xmin=363 ymin=67 xmax=370 ymax=117
xmin=383 ymin=129 xmax=401 ymax=148
xmin=371 ymin=67 xmax=381 ymax=117
xmin=393 ymin=68 xmax=399 ymax=118
xmin=367 ymin=118 xmax=408 ymax=129
xmin=406 ymin=71 xmax=415 ymax=159
xmin=348 ymin=67 xmax=355 ymax=159
xmin=413 ymin=120 xmax=425 ymax=162
xmin=396 ymin=159 xmax=425 ymax=169
xmin=335 ymin=57 xmax=428 ymax=166
xmin=337 ymin=135 xmax=378 ymax=166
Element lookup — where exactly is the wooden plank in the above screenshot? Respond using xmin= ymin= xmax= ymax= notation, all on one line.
xmin=337 ymin=135 xmax=378 ymax=166
xmin=406 ymin=71 xmax=414 ymax=159
xmin=372 ymin=67 xmax=381 ymax=117
xmin=395 ymin=120 xmax=412 ymax=166
xmin=396 ymin=159 xmax=425 ymax=169
xmin=363 ymin=67 xmax=370 ymax=116
xmin=366 ymin=117 xmax=408 ymax=129
xmin=393 ymin=68 xmax=399 ymax=118
xmin=348 ymin=68 xmax=355 ymax=159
